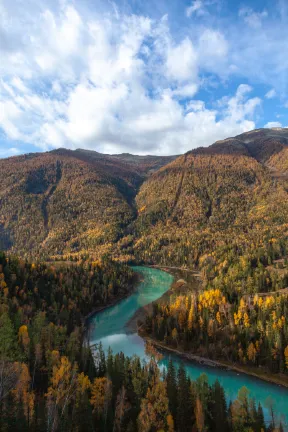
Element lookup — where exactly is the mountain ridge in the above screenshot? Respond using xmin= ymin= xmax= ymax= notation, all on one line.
xmin=1 ymin=127 xmax=288 ymax=261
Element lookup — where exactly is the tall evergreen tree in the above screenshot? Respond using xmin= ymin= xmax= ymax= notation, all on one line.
xmin=176 ymin=363 xmax=193 ymax=432
xmin=208 ymin=380 xmax=229 ymax=432
xmin=166 ymin=358 xmax=178 ymax=424
xmin=256 ymin=403 xmax=265 ymax=432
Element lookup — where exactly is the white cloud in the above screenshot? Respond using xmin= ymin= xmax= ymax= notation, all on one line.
xmin=172 ymin=83 xmax=198 ymax=98
xmin=186 ymin=0 xmax=220 ymax=19
xmin=186 ymin=100 xmax=205 ymax=112
xmin=166 ymin=38 xmax=198 ymax=82
xmin=0 ymin=99 xmax=24 ymax=140
xmin=0 ymin=2 xmax=263 ymax=156
xmin=52 ymin=81 xmax=62 ymax=94
xmin=264 ymin=121 xmax=282 ymax=128
xmin=36 ymin=83 xmax=260 ymax=155
xmin=198 ymin=29 xmax=228 ymax=74
xmin=265 ymin=89 xmax=276 ymax=99
xmin=10 ymin=77 xmax=29 ymax=93
xmin=226 ymin=85 xmax=261 ymax=121
xmin=186 ymin=0 xmax=205 ymax=18
xmin=239 ymin=7 xmax=268 ymax=29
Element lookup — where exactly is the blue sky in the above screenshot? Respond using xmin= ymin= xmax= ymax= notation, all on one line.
xmin=0 ymin=0 xmax=287 ymax=156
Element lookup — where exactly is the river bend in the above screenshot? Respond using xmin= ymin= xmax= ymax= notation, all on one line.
xmin=89 ymin=266 xmax=288 ymax=428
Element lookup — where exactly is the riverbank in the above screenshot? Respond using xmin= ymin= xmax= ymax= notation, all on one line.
xmin=126 ymin=266 xmax=201 ymax=332
xmin=141 ymin=330 xmax=288 ymax=389
xmin=149 ymin=264 xmax=201 ymax=278
xmin=134 ymin=267 xmax=288 ymax=389
xmin=90 ymin=265 xmax=288 ymax=390
xmin=85 ymin=272 xmax=141 ymax=322
xmin=88 ymin=264 xmax=288 ymax=427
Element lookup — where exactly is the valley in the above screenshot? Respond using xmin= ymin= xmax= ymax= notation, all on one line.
xmin=1 ymin=127 xmax=288 ymax=430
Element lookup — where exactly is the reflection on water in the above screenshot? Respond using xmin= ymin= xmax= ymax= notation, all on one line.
xmin=89 ymin=266 xmax=288 ymax=428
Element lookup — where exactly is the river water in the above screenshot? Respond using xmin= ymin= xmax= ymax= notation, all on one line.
xmin=89 ymin=266 xmax=288 ymax=428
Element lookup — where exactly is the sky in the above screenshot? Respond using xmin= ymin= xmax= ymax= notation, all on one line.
xmin=0 ymin=0 xmax=288 ymax=157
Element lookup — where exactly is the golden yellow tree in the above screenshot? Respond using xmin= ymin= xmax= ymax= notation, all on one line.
xmin=188 ymin=305 xmax=194 ymax=331
xmin=18 ymin=325 xmax=30 ymax=356
xmin=76 ymin=372 xmax=91 ymax=407
xmin=90 ymin=377 xmax=112 ymax=418
xmin=46 ymin=356 xmax=78 ymax=432
xmin=284 ymin=346 xmax=288 ymax=369
xmin=12 ymin=363 xmax=35 ymax=426
xmin=167 ymin=413 xmax=174 ymax=432
xmin=208 ymin=319 xmax=214 ymax=338
xmin=138 ymin=381 xmax=170 ymax=432
xmin=243 ymin=313 xmax=250 ymax=328
xmin=247 ymin=343 xmax=257 ymax=364
xmin=171 ymin=328 xmax=178 ymax=346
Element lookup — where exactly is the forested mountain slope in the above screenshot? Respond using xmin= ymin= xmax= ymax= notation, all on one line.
xmin=1 ymin=127 xmax=288 ymax=269
xmin=0 ymin=149 xmax=175 ymax=257
xmin=128 ymin=127 xmax=288 ymax=295
xmin=0 ymin=250 xmax=274 ymax=431
xmin=2 ymin=129 xmax=288 ymax=387
xmin=137 ymin=129 xmax=288 ymax=377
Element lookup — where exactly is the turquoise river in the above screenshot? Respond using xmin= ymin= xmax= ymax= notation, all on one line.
xmin=89 ymin=266 xmax=288 ymax=428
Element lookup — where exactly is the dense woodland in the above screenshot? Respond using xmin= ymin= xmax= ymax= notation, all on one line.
xmin=2 ymin=130 xmax=288 ymax=284
xmin=1 ymin=251 xmax=282 ymax=431
xmin=132 ymin=131 xmax=288 ymax=375
xmin=146 ymin=287 xmax=288 ymax=373
xmin=0 ymin=150 xmax=174 ymax=258
xmin=0 ymin=251 xmax=136 ymax=430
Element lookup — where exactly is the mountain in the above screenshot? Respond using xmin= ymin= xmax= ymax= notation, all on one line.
xmin=1 ymin=127 xmax=288 ymax=263
xmin=0 ymin=149 xmax=176 ymax=257
xmin=128 ymin=128 xmax=288 ymax=267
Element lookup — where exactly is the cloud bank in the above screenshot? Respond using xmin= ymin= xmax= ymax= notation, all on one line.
xmin=0 ymin=0 xmax=286 ymax=156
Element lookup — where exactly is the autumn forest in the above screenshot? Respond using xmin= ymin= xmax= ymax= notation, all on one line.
xmin=1 ymin=127 xmax=288 ymax=430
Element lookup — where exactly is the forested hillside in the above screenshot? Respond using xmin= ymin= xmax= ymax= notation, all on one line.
xmin=129 ymin=129 xmax=288 ymax=295
xmin=131 ymin=127 xmax=288 ymax=378
xmin=0 ymin=150 xmax=175 ymax=258
xmin=1 ymin=127 xmax=288 ymax=271
xmin=0 ymin=252 xmax=135 ymax=430
xmin=132 ymin=128 xmax=288 ymax=268
xmin=2 ymin=128 xmax=288 ymax=301
xmin=1 ymin=251 xmax=278 ymax=432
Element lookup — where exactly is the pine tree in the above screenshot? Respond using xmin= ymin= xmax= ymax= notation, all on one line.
xmin=208 ymin=380 xmax=229 ymax=432
xmin=113 ymin=386 xmax=130 ymax=432
xmin=176 ymin=363 xmax=193 ymax=432
xmin=166 ymin=358 xmax=178 ymax=426
xmin=107 ymin=347 xmax=114 ymax=380
xmin=0 ymin=312 xmax=21 ymax=361
xmin=255 ymin=402 xmax=265 ymax=432
xmin=94 ymin=343 xmax=106 ymax=377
